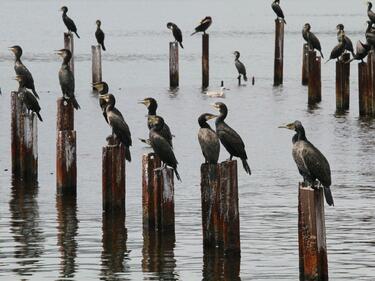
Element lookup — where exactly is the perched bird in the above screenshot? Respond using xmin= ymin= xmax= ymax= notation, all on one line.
xmin=336 ymin=24 xmax=355 ymax=57
xmin=191 ymin=16 xmax=212 ymax=36
xmin=138 ymin=97 xmax=173 ymax=147
xmin=368 ymin=1 xmax=375 ymax=24
xmin=148 ymin=115 xmax=181 ymax=181
xmin=56 ymin=49 xmax=80 ymax=110
xmin=92 ymin=81 xmax=111 ymax=122
xmin=271 ymin=0 xmax=286 ymax=24
xmin=365 ymin=21 xmax=375 ymax=49
xmin=167 ymin=22 xmax=183 ymax=48
xmin=198 ymin=113 xmax=220 ymax=164
xmin=302 ymin=23 xmax=324 ymax=58
xmin=233 ymin=51 xmax=248 ymax=82
xmin=15 ymin=75 xmax=43 ymax=122
xmin=325 ymin=32 xmax=346 ymax=63
xmin=102 ymin=94 xmax=132 ymax=162
xmin=212 ymin=102 xmax=251 ymax=175
xmin=205 ymin=86 xmax=228 ymax=98
xmin=279 ymin=121 xmax=334 ymax=206
xmin=347 ymin=40 xmax=370 ymax=63
xmin=95 ymin=20 xmax=106 ymax=51
xmin=9 ymin=45 xmax=39 ymax=99
xmin=60 ymin=6 xmax=80 ymax=38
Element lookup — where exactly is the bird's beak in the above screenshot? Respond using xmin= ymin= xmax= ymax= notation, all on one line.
xmin=278 ymin=123 xmax=294 ymax=130
xmin=138 ymin=100 xmax=146 ymax=105
xmin=8 ymin=47 xmax=15 ymax=52
xmin=224 ymin=88 xmax=230 ymax=91
xmin=211 ymin=103 xmax=219 ymax=110
xmin=206 ymin=114 xmax=218 ymax=120
xmin=92 ymin=82 xmax=103 ymax=91
xmin=55 ymin=50 xmax=63 ymax=56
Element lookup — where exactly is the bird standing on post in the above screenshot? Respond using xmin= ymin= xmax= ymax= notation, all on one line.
xmin=279 ymin=120 xmax=334 ymax=206
xmin=92 ymin=81 xmax=112 ymax=122
xmin=233 ymin=51 xmax=248 ymax=82
xmin=56 ymin=49 xmax=80 ymax=110
xmin=167 ymin=22 xmax=183 ymax=48
xmin=302 ymin=23 xmax=324 ymax=58
xmin=9 ymin=45 xmax=39 ymax=99
xmin=198 ymin=113 xmax=220 ymax=164
xmin=95 ymin=20 xmax=106 ymax=51
xmin=347 ymin=40 xmax=370 ymax=63
xmin=325 ymin=32 xmax=346 ymax=63
xmin=365 ymin=21 xmax=375 ymax=49
xmin=271 ymin=0 xmax=286 ymax=24
xmin=367 ymin=1 xmax=375 ymax=24
xmin=191 ymin=16 xmax=212 ymax=36
xmin=336 ymin=24 xmax=354 ymax=57
xmin=212 ymin=102 xmax=251 ymax=175
xmin=60 ymin=6 xmax=80 ymax=38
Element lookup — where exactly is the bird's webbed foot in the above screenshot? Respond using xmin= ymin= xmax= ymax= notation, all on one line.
xmin=154 ymin=163 xmax=166 ymax=174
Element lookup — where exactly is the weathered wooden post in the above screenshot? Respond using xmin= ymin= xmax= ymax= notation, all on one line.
xmin=367 ymin=51 xmax=375 ymax=116
xmin=169 ymin=42 xmax=179 ymax=88
xmin=308 ymin=51 xmax=322 ymax=105
xmin=336 ymin=53 xmax=350 ymax=112
xmin=298 ymin=183 xmax=328 ymax=281
xmin=11 ymin=92 xmax=22 ymax=175
xmin=200 ymin=160 xmax=240 ymax=255
xmin=142 ymin=153 xmax=175 ymax=234
xmin=302 ymin=44 xmax=309 ymax=85
xmin=358 ymin=62 xmax=369 ymax=116
xmin=56 ymin=98 xmax=76 ymax=195
xmin=91 ymin=45 xmax=102 ymax=86
xmin=202 ymin=34 xmax=209 ymax=88
xmin=274 ymin=19 xmax=285 ymax=86
xmin=64 ymin=32 xmax=74 ymax=73
xmin=102 ymin=136 xmax=126 ymax=213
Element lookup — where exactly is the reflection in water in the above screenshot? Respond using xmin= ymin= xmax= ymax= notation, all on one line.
xmin=56 ymin=195 xmax=78 ymax=279
xmin=9 ymin=179 xmax=45 ymax=277
xmin=100 ymin=210 xmax=129 ymax=280
xmin=202 ymin=248 xmax=241 ymax=281
xmin=142 ymin=231 xmax=177 ymax=280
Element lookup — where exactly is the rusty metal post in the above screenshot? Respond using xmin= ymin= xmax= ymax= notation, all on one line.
xmin=64 ymin=32 xmax=74 ymax=74
xmin=92 ymin=45 xmax=102 ymax=86
xmin=302 ymin=44 xmax=309 ymax=85
xmin=298 ymin=183 xmax=328 ymax=281
xmin=274 ymin=19 xmax=284 ymax=86
xmin=308 ymin=51 xmax=322 ymax=105
xmin=169 ymin=42 xmax=179 ymax=88
xmin=358 ymin=62 xmax=369 ymax=116
xmin=202 ymin=34 xmax=209 ymax=88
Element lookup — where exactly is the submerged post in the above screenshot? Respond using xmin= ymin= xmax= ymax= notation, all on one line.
xmin=358 ymin=62 xmax=369 ymax=116
xmin=169 ymin=42 xmax=179 ymax=88
xmin=308 ymin=50 xmax=322 ymax=105
xmin=302 ymin=44 xmax=309 ymax=85
xmin=91 ymin=45 xmax=102 ymax=86
xmin=200 ymin=160 xmax=240 ymax=255
xmin=335 ymin=53 xmax=350 ymax=113
xmin=202 ymin=34 xmax=209 ymax=88
xmin=142 ymin=153 xmax=175 ymax=233
xmin=64 ymin=32 xmax=74 ymax=73
xmin=102 ymin=136 xmax=126 ymax=213
xmin=274 ymin=19 xmax=285 ymax=86
xmin=298 ymin=183 xmax=328 ymax=281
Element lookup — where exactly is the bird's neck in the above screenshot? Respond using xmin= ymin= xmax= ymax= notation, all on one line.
xmin=368 ymin=4 xmax=372 ymax=12
xmin=217 ymin=111 xmax=227 ymax=122
xmin=62 ymin=57 xmax=71 ymax=66
xmin=199 ymin=119 xmax=211 ymax=129
xmin=148 ymin=105 xmax=157 ymax=115
xmin=14 ymin=55 xmax=21 ymax=62
xmin=62 ymin=11 xmax=67 ymax=17
xmin=294 ymin=128 xmax=307 ymax=142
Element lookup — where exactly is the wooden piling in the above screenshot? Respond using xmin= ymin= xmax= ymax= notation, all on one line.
xmin=91 ymin=45 xmax=102 ymax=86
xmin=200 ymin=160 xmax=240 ymax=255
xmin=308 ymin=51 xmax=321 ymax=105
xmin=274 ymin=19 xmax=284 ymax=86
xmin=367 ymin=51 xmax=375 ymax=116
xmin=102 ymin=136 xmax=126 ymax=213
xmin=56 ymin=98 xmax=74 ymax=131
xmin=298 ymin=183 xmax=328 ymax=281
xmin=358 ymin=62 xmax=369 ymax=116
xmin=302 ymin=44 xmax=309 ymax=85
xmin=202 ymin=34 xmax=209 ymax=88
xmin=169 ymin=42 xmax=179 ymax=88
xmin=142 ymin=153 xmax=175 ymax=233
xmin=11 ymin=92 xmax=22 ymax=175
xmin=64 ymin=32 xmax=74 ymax=74
xmin=335 ymin=53 xmax=350 ymax=112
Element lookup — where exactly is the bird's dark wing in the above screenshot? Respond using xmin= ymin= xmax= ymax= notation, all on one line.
xmin=59 ymin=68 xmax=75 ymax=98
xmin=309 ymin=32 xmax=322 ymax=51
xmin=161 ymin=122 xmax=173 ymax=147
xmin=95 ymin=29 xmax=105 ymax=44
xmin=108 ymin=111 xmax=132 ymax=147
xmin=173 ymin=27 xmax=183 ymax=43
xmin=235 ymin=60 xmax=246 ymax=75
xmin=216 ymin=122 xmax=247 ymax=159
xmin=344 ymin=36 xmax=354 ymax=52
xmin=272 ymin=3 xmax=284 ymax=18
xmin=198 ymin=128 xmax=220 ymax=163
xmin=24 ymin=90 xmax=41 ymax=112
xmin=64 ymin=16 xmax=77 ymax=32
xmin=150 ymin=133 xmax=178 ymax=167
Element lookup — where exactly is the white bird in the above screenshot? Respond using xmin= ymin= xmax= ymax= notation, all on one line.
xmin=205 ymin=86 xmax=229 ymax=98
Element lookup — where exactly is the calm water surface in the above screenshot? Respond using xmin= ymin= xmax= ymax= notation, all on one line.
xmin=0 ymin=0 xmax=374 ymax=280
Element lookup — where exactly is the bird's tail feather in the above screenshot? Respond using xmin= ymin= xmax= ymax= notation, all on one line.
xmin=32 ymin=89 xmax=39 ymax=99
xmin=243 ymin=74 xmax=248 ymax=81
xmin=72 ymin=97 xmax=80 ymax=110
xmin=283 ymin=19 xmax=287 ymax=24
xmin=190 ymin=31 xmax=197 ymax=36
xmin=241 ymin=159 xmax=251 ymax=175
xmin=36 ymin=112 xmax=43 ymax=122
xmin=75 ymin=32 xmax=80 ymax=39
xmin=320 ymin=51 xmax=324 ymax=59
xmin=179 ymin=42 xmax=184 ymax=49
xmin=346 ymin=57 xmax=355 ymax=64
xmin=174 ymin=168 xmax=182 ymax=181
xmin=324 ymin=59 xmax=331 ymax=64
xmin=102 ymin=43 xmax=106 ymax=51
xmin=138 ymin=138 xmax=151 ymax=146
xmin=125 ymin=146 xmax=131 ymax=162
xmin=324 ymin=186 xmax=334 ymax=206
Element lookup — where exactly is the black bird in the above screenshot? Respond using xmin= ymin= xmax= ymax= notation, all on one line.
xmin=148 ymin=115 xmax=181 ymax=181
xmin=212 ymin=102 xmax=251 ymax=175
xmin=368 ymin=1 xmax=375 ymax=24
xmin=233 ymin=51 xmax=248 ymax=82
xmin=347 ymin=40 xmax=370 ymax=63
xmin=365 ymin=21 xmax=375 ymax=49
xmin=102 ymin=94 xmax=132 ymax=162
xmin=279 ymin=121 xmax=334 ymax=206
xmin=198 ymin=113 xmax=220 ymax=164
xmin=138 ymin=97 xmax=173 ymax=147
xmin=302 ymin=23 xmax=324 ymax=58
xmin=60 ymin=6 xmax=80 ymax=38
xmin=167 ymin=22 xmax=183 ymax=48
xmin=56 ymin=49 xmax=80 ymax=110
xmin=92 ymin=81 xmax=111 ymax=122
xmin=191 ymin=16 xmax=212 ymax=36
xmin=9 ymin=45 xmax=39 ymax=99
xmin=325 ymin=32 xmax=346 ymax=63
xmin=15 ymin=75 xmax=43 ymax=122
xmin=271 ymin=0 xmax=286 ymax=24
xmin=336 ymin=24 xmax=355 ymax=57
xmin=95 ymin=20 xmax=106 ymax=51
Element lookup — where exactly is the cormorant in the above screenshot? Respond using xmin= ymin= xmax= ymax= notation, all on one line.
xmin=148 ymin=115 xmax=181 ymax=181
xmin=212 ymin=102 xmax=251 ymax=175
xmin=302 ymin=23 xmax=324 ymax=58
xmin=347 ymin=40 xmax=370 ymax=63
xmin=92 ymin=81 xmax=111 ymax=122
xmin=368 ymin=2 xmax=375 ymax=24
xmin=102 ymin=94 xmax=132 ymax=162
xmin=198 ymin=113 xmax=220 ymax=164
xmin=138 ymin=97 xmax=173 ymax=147
xmin=233 ymin=51 xmax=248 ymax=82
xmin=365 ymin=21 xmax=375 ymax=49
xmin=325 ymin=32 xmax=346 ymax=63
xmin=56 ymin=49 xmax=80 ymax=110
xmin=60 ymin=6 xmax=80 ymax=38
xmin=9 ymin=45 xmax=39 ymax=99
xmin=279 ymin=120 xmax=334 ymax=206
xmin=167 ymin=22 xmax=184 ymax=48
xmin=336 ymin=24 xmax=355 ymax=57
xmin=191 ymin=16 xmax=212 ymax=36
xmin=15 ymin=75 xmax=43 ymax=122
xmin=271 ymin=0 xmax=286 ymax=24
xmin=95 ymin=20 xmax=106 ymax=51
